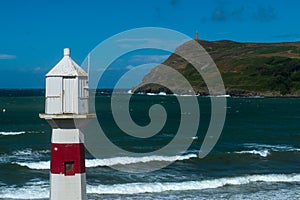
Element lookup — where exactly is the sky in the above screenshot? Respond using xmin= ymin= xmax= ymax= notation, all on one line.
xmin=0 ymin=0 xmax=300 ymax=88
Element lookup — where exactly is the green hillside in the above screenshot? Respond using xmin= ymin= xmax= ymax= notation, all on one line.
xmin=134 ymin=40 xmax=300 ymax=96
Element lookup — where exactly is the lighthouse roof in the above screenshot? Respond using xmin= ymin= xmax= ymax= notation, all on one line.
xmin=46 ymin=48 xmax=88 ymax=77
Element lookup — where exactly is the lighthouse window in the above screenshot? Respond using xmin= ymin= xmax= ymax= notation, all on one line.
xmin=64 ymin=161 xmax=75 ymax=176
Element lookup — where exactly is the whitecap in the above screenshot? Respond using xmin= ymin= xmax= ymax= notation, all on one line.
xmin=1 ymin=173 xmax=299 ymax=197
xmin=87 ymin=173 xmax=300 ymax=195
xmin=146 ymin=93 xmax=156 ymax=96
xmin=0 ymin=181 xmax=49 ymax=199
xmin=86 ymin=154 xmax=197 ymax=167
xmin=15 ymin=161 xmax=50 ymax=170
xmin=0 ymin=131 xmax=26 ymax=136
xmin=243 ymin=143 xmax=300 ymax=152
xmin=158 ymin=92 xmax=167 ymax=95
xmin=16 ymin=154 xmax=197 ymax=169
xmin=234 ymin=150 xmax=270 ymax=157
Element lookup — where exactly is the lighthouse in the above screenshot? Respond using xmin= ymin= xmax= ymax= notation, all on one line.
xmin=40 ymin=48 xmax=94 ymax=200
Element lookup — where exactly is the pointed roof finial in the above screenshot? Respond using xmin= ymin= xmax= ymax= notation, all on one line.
xmin=64 ymin=48 xmax=70 ymax=56
xmin=46 ymin=48 xmax=87 ymax=77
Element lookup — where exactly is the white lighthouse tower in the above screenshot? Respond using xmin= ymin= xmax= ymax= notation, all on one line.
xmin=40 ymin=48 xmax=93 ymax=200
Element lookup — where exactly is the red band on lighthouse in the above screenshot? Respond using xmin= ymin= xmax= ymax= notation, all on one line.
xmin=51 ymin=143 xmax=85 ymax=175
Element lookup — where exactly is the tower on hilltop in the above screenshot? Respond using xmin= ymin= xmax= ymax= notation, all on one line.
xmin=195 ymin=31 xmax=199 ymax=40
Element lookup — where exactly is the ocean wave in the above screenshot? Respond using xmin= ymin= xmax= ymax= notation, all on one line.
xmin=12 ymin=149 xmax=50 ymax=157
xmin=0 ymin=130 xmax=45 ymax=136
xmin=215 ymin=94 xmax=230 ymax=97
xmin=87 ymin=173 xmax=300 ymax=195
xmin=0 ymin=181 xmax=49 ymax=199
xmin=0 ymin=174 xmax=299 ymax=198
xmin=0 ymin=131 xmax=26 ymax=136
xmin=15 ymin=154 xmax=197 ymax=170
xmin=136 ymin=92 xmax=169 ymax=96
xmin=234 ymin=150 xmax=270 ymax=157
xmin=174 ymin=94 xmax=195 ymax=96
xmin=15 ymin=161 xmax=50 ymax=170
xmin=137 ymin=92 xmax=200 ymax=96
xmin=232 ymin=143 xmax=300 ymax=157
xmin=243 ymin=143 xmax=300 ymax=151
xmin=86 ymin=154 xmax=197 ymax=168
xmin=0 ymin=149 xmax=50 ymax=165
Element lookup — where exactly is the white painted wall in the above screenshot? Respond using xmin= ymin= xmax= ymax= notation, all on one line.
xmin=50 ymin=173 xmax=86 ymax=200
xmin=46 ymin=77 xmax=63 ymax=114
xmin=52 ymin=129 xmax=84 ymax=144
xmin=78 ymin=77 xmax=89 ymax=114
xmin=46 ymin=76 xmax=88 ymax=115
xmin=63 ymin=78 xmax=77 ymax=113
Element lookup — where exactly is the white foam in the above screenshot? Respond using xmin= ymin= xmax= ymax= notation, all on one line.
xmin=145 ymin=92 xmax=168 ymax=96
xmin=158 ymin=92 xmax=167 ymax=95
xmin=232 ymin=143 xmax=300 ymax=157
xmin=0 ymin=149 xmax=50 ymax=165
xmin=86 ymin=154 xmax=197 ymax=167
xmin=1 ymin=174 xmax=299 ymax=198
xmin=87 ymin=173 xmax=300 ymax=195
xmin=0 ymin=181 xmax=49 ymax=199
xmin=174 ymin=94 xmax=195 ymax=96
xmin=15 ymin=161 xmax=50 ymax=170
xmin=234 ymin=150 xmax=270 ymax=157
xmin=12 ymin=149 xmax=49 ymax=159
xmin=0 ymin=131 xmax=26 ymax=136
xmin=243 ymin=143 xmax=298 ymax=151
xmin=210 ymin=94 xmax=230 ymax=97
xmin=15 ymin=154 xmax=197 ymax=169
xmin=146 ymin=92 xmax=156 ymax=96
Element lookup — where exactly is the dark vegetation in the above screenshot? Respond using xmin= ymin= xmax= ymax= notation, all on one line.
xmin=134 ymin=40 xmax=300 ymax=96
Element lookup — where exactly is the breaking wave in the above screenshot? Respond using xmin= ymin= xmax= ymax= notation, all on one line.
xmin=86 ymin=154 xmax=197 ymax=168
xmin=15 ymin=161 xmax=50 ymax=170
xmin=15 ymin=154 xmax=197 ymax=170
xmin=232 ymin=143 xmax=300 ymax=157
xmin=234 ymin=150 xmax=270 ymax=157
xmin=0 ymin=131 xmax=44 ymax=136
xmin=0 ymin=131 xmax=26 ymax=136
xmin=0 ymin=149 xmax=50 ymax=165
xmin=88 ymin=173 xmax=300 ymax=195
xmin=0 ymin=181 xmax=49 ymax=199
xmin=1 ymin=174 xmax=299 ymax=198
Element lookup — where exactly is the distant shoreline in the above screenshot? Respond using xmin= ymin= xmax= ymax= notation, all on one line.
xmin=1 ymin=88 xmax=299 ymax=98
xmin=133 ymin=40 xmax=300 ymax=98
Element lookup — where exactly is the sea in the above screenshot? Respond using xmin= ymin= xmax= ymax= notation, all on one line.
xmin=0 ymin=89 xmax=299 ymax=200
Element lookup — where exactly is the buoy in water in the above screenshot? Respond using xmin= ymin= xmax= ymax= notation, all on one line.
xmin=2 ymin=109 xmax=5 ymax=113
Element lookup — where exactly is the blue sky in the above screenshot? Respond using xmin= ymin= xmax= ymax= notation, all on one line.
xmin=0 ymin=0 xmax=300 ymax=88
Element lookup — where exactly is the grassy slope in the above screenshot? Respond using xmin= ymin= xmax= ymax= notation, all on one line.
xmin=134 ymin=40 xmax=300 ymax=96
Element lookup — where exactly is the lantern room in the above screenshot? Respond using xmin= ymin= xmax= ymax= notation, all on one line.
xmin=45 ymin=48 xmax=89 ymax=115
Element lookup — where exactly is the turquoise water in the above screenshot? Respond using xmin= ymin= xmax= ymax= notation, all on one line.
xmin=0 ymin=90 xmax=300 ymax=199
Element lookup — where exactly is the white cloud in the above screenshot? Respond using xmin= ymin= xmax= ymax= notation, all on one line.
xmin=33 ymin=67 xmax=43 ymax=72
xmin=116 ymin=38 xmax=188 ymax=50
xmin=0 ymin=54 xmax=16 ymax=60
xmin=130 ymin=55 xmax=169 ymax=64
xmin=32 ymin=67 xmax=52 ymax=74
xmin=125 ymin=65 xmax=135 ymax=70
xmin=116 ymin=38 xmax=155 ymax=43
